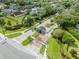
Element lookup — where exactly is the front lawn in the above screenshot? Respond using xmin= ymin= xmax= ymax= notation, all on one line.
xmin=7 ymin=15 xmax=24 ymax=20
xmin=47 ymin=37 xmax=62 ymax=59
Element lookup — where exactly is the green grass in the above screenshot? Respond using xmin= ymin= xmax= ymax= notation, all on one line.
xmin=0 ymin=27 xmax=27 ymax=35
xmin=3 ymin=17 xmax=17 ymax=26
xmin=68 ymin=28 xmax=79 ymax=40
xmin=0 ymin=26 xmax=4 ymax=33
xmin=62 ymin=31 xmax=75 ymax=46
xmin=45 ymin=23 xmax=52 ymax=28
xmin=6 ymin=33 xmax=21 ymax=38
xmin=45 ymin=22 xmax=54 ymax=28
xmin=63 ymin=44 xmax=75 ymax=59
xmin=21 ymin=36 xmax=34 ymax=46
xmin=7 ymin=15 xmax=24 ymax=20
xmin=64 ymin=30 xmax=79 ymax=49
xmin=40 ymin=45 xmax=45 ymax=55
xmin=32 ymin=32 xmax=40 ymax=38
xmin=63 ymin=30 xmax=79 ymax=59
xmin=0 ymin=17 xmax=27 ymax=34
xmin=5 ymin=27 xmax=26 ymax=34
xmin=47 ymin=37 xmax=62 ymax=59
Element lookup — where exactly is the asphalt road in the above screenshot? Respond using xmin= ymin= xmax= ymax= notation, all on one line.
xmin=0 ymin=42 xmax=35 ymax=59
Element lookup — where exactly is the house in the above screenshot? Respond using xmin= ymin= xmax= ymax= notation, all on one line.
xmin=0 ymin=0 xmax=2 ymax=3
xmin=3 ymin=8 xmax=18 ymax=14
xmin=30 ymin=7 xmax=45 ymax=16
xmin=3 ymin=3 xmax=19 ymax=14
xmin=38 ymin=26 xmax=47 ymax=34
xmin=3 ymin=9 xmax=12 ymax=14
xmin=30 ymin=8 xmax=38 ymax=16
xmin=9 ymin=3 xmax=19 ymax=10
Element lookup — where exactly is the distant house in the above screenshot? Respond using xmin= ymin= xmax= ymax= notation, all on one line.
xmin=3 ymin=8 xmax=18 ymax=14
xmin=3 ymin=9 xmax=12 ymax=14
xmin=37 ymin=7 xmax=45 ymax=14
xmin=9 ymin=3 xmax=19 ymax=10
xmin=30 ymin=8 xmax=38 ymax=16
xmin=0 ymin=0 xmax=2 ymax=2
xmin=3 ymin=3 xmax=19 ymax=14
xmin=30 ymin=7 xmax=44 ymax=16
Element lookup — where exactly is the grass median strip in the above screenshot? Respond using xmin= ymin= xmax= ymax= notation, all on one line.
xmin=6 ymin=33 xmax=21 ymax=38
xmin=21 ymin=36 xmax=34 ymax=46
xmin=40 ymin=45 xmax=45 ymax=55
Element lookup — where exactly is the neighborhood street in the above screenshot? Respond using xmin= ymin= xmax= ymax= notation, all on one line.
xmin=10 ymin=15 xmax=54 ymax=43
xmin=0 ymin=15 xmax=58 ymax=59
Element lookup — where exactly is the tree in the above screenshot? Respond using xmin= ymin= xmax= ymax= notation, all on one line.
xmin=34 ymin=15 xmax=42 ymax=22
xmin=43 ymin=4 xmax=56 ymax=16
xmin=62 ymin=0 xmax=72 ymax=8
xmin=23 ymin=15 xmax=34 ymax=27
xmin=70 ymin=49 xmax=77 ymax=58
xmin=51 ymin=29 xmax=63 ymax=42
xmin=55 ymin=11 xmax=76 ymax=29
xmin=62 ymin=32 xmax=75 ymax=46
xmin=7 ymin=21 xmax=11 ymax=26
xmin=53 ymin=3 xmax=65 ymax=13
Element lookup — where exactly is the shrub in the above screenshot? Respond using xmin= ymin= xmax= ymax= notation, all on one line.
xmin=62 ymin=32 xmax=75 ymax=46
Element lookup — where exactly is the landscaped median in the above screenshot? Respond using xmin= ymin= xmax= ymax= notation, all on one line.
xmin=40 ymin=45 xmax=45 ymax=55
xmin=6 ymin=33 xmax=22 ymax=38
xmin=21 ymin=36 xmax=34 ymax=46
